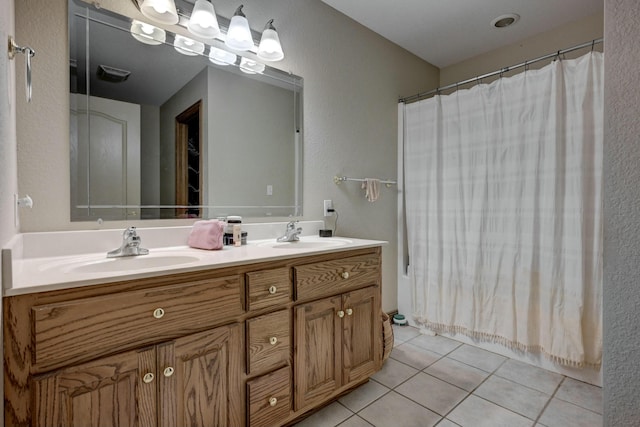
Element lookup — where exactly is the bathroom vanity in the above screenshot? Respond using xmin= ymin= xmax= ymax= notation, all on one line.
xmin=3 ymin=232 xmax=384 ymax=427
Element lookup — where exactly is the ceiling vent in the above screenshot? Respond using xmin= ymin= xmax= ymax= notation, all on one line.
xmin=491 ymin=13 xmax=520 ymax=29
xmin=97 ymin=65 xmax=131 ymax=83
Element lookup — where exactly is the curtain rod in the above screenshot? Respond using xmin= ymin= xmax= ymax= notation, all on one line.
xmin=399 ymin=38 xmax=603 ymax=104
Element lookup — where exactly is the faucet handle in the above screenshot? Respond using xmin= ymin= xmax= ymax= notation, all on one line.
xmin=123 ymin=226 xmax=137 ymax=237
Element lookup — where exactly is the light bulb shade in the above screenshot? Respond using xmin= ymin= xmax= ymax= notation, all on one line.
xmin=225 ymin=6 xmax=254 ymax=51
xmin=187 ymin=0 xmax=220 ymax=39
xmin=130 ymin=20 xmax=166 ymax=45
xmin=174 ymin=35 xmax=205 ymax=56
xmin=239 ymin=57 xmax=265 ymax=74
xmin=257 ymin=20 xmax=284 ymax=61
xmin=140 ymin=0 xmax=179 ymax=25
xmin=209 ymin=47 xmax=237 ymax=65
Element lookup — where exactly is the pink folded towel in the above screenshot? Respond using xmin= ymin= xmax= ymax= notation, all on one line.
xmin=362 ymin=178 xmax=380 ymax=202
xmin=188 ymin=220 xmax=224 ymax=250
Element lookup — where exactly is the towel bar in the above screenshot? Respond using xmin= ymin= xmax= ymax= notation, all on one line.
xmin=333 ymin=176 xmax=396 ymax=188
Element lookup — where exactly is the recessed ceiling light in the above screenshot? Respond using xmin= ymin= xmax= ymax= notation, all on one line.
xmin=491 ymin=13 xmax=520 ymax=28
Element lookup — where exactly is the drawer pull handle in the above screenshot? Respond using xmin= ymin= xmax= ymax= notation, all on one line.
xmin=346 ymin=308 xmax=353 ymax=316
xmin=341 ymin=272 xmax=350 ymax=279
xmin=268 ymin=285 xmax=277 ymax=294
xmin=269 ymin=336 xmax=278 ymax=345
xmin=337 ymin=310 xmax=345 ymax=318
xmin=269 ymin=397 xmax=278 ymax=407
xmin=163 ymin=367 xmax=175 ymax=377
xmin=153 ymin=308 xmax=165 ymax=319
xmin=143 ymin=373 xmax=155 ymax=383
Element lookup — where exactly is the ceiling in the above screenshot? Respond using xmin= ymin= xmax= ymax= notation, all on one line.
xmin=320 ymin=0 xmax=603 ymax=68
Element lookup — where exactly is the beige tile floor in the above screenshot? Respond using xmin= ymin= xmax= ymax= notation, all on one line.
xmin=294 ymin=325 xmax=602 ymax=427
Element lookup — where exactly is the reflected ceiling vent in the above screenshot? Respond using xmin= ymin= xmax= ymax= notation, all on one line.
xmin=491 ymin=13 xmax=520 ymax=29
xmin=97 ymin=65 xmax=131 ymax=83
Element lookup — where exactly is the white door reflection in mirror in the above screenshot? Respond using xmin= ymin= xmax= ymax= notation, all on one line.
xmin=70 ymin=94 xmax=140 ymax=220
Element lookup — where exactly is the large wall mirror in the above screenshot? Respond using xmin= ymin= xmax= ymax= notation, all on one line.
xmin=69 ymin=0 xmax=303 ymax=221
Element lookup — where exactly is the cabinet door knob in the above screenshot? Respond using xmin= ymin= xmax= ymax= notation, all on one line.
xmin=341 ymin=272 xmax=350 ymax=279
xmin=346 ymin=308 xmax=353 ymax=316
xmin=163 ymin=367 xmax=175 ymax=377
xmin=142 ymin=373 xmax=155 ymax=383
xmin=269 ymin=397 xmax=278 ymax=407
xmin=337 ymin=310 xmax=345 ymax=318
xmin=269 ymin=336 xmax=278 ymax=345
xmin=153 ymin=308 xmax=165 ymax=319
xmin=268 ymin=285 xmax=277 ymax=295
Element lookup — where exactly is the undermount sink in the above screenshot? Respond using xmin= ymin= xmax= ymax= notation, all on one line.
xmin=40 ymin=252 xmax=203 ymax=275
xmin=257 ymin=236 xmax=353 ymax=249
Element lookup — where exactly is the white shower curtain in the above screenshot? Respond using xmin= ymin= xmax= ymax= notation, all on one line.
xmin=403 ymin=52 xmax=603 ymax=367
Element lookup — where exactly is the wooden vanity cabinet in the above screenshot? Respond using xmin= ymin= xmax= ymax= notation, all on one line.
xmin=3 ymin=246 xmax=382 ymax=427
xmin=293 ymin=254 xmax=382 ymax=411
xmin=293 ymin=287 xmax=380 ymax=411
xmin=32 ymin=346 xmax=158 ymax=427
xmin=31 ymin=324 xmax=243 ymax=427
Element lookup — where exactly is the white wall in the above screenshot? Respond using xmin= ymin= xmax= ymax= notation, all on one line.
xmin=1 ymin=0 xmax=17 ymax=418
xmin=603 ymin=0 xmax=640 ymax=423
xmin=440 ymin=13 xmax=604 ymax=86
xmin=140 ymin=104 xmax=161 ymax=219
xmin=1 ymin=0 xmax=17 ymax=246
xmin=14 ymin=0 xmax=439 ymax=312
xmin=206 ymin=67 xmax=295 ymax=214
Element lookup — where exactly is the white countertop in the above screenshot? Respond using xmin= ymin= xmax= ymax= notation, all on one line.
xmin=3 ymin=228 xmax=385 ymax=296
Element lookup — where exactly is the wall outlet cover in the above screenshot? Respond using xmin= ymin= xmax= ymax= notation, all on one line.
xmin=323 ymin=199 xmax=333 ymax=217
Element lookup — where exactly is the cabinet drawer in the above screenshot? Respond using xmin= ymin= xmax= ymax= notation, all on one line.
xmin=247 ymin=309 xmax=291 ymax=375
xmin=32 ymin=275 xmax=243 ymax=371
xmin=247 ymin=366 xmax=291 ymax=427
xmin=295 ymin=254 xmax=380 ymax=301
xmin=246 ymin=267 xmax=291 ymax=311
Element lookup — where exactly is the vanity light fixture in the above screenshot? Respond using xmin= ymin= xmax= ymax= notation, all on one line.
xmin=174 ymin=34 xmax=205 ymax=56
xmin=187 ymin=0 xmax=220 ymax=39
xmin=239 ymin=57 xmax=265 ymax=74
xmin=225 ymin=5 xmax=254 ymax=51
xmin=139 ymin=0 xmax=179 ymax=25
xmin=257 ymin=19 xmax=284 ymax=61
xmin=209 ymin=47 xmax=237 ymax=65
xmin=131 ymin=0 xmax=287 ymax=66
xmin=130 ymin=20 xmax=166 ymax=45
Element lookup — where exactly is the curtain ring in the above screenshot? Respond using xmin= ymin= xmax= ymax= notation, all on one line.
xmin=524 ymin=61 xmax=529 ymax=72
xmin=591 ymin=40 xmax=596 ymax=52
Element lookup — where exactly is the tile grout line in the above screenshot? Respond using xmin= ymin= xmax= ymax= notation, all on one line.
xmin=393 ymin=333 xmax=532 ymax=424
xmin=532 ymin=375 xmax=566 ymax=425
xmin=381 ymin=347 xmax=511 ymax=424
xmin=434 ymin=354 xmax=510 ymax=423
xmin=383 ymin=329 xmax=602 ymax=426
xmin=542 ymin=376 xmax=604 ymax=418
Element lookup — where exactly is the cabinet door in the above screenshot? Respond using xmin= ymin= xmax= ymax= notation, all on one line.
xmin=32 ymin=347 xmax=156 ymax=427
xmin=159 ymin=324 xmax=243 ymax=427
xmin=294 ymin=295 xmax=342 ymax=410
xmin=342 ymin=286 xmax=381 ymax=384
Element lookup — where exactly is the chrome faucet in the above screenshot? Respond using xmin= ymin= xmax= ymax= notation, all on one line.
xmin=107 ymin=226 xmax=149 ymax=258
xmin=277 ymin=220 xmax=303 ymax=242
